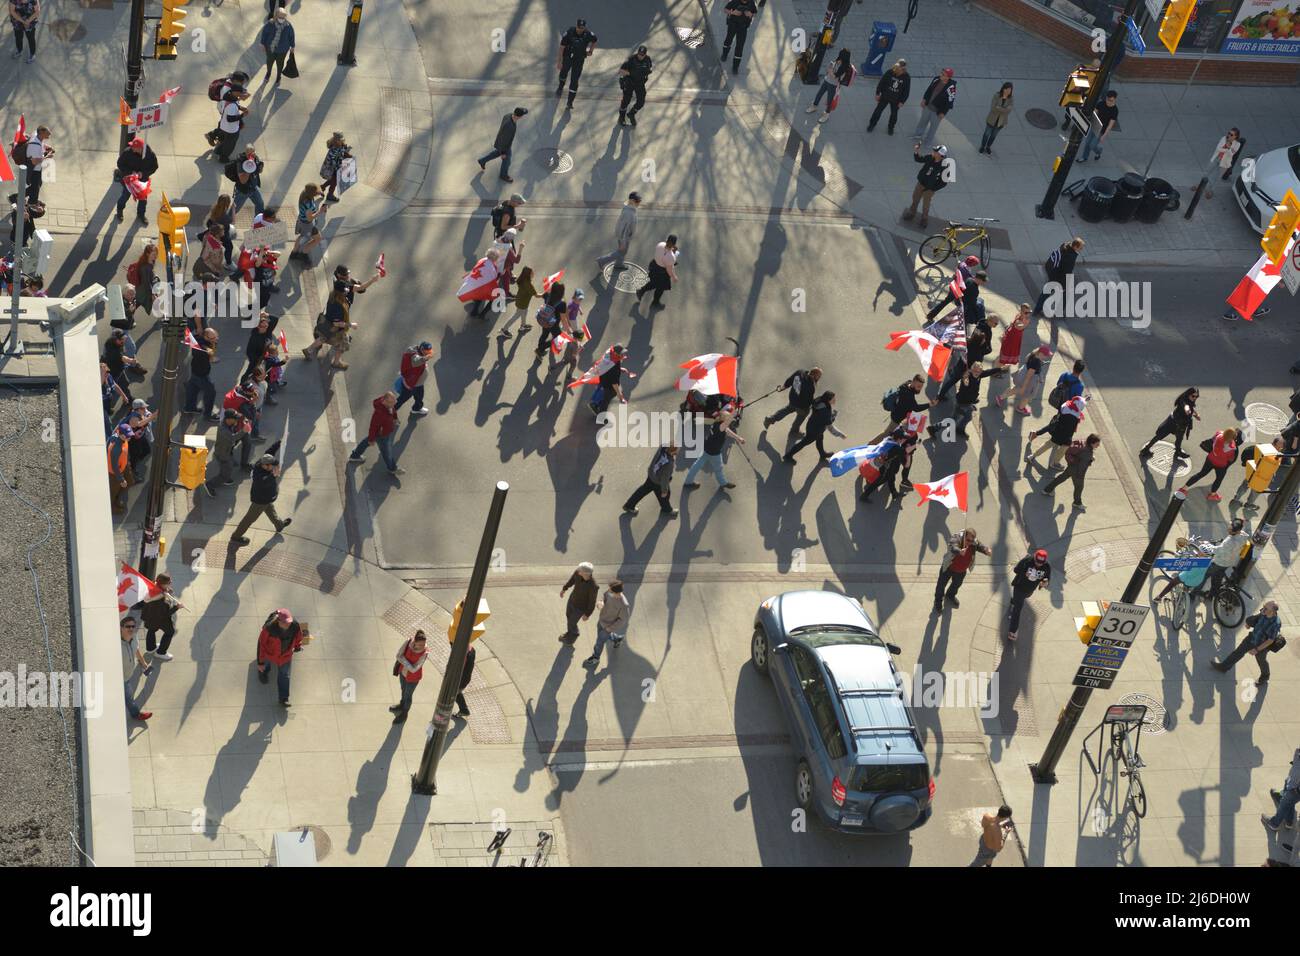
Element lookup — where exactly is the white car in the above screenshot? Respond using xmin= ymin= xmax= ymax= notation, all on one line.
xmin=1234 ymin=144 xmax=1300 ymax=234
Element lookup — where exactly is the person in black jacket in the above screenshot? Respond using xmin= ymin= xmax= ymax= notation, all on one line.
xmin=870 ymin=374 xmax=938 ymax=443
xmin=455 ymin=645 xmax=476 ymax=718
xmin=902 ymin=143 xmax=948 ymax=229
xmin=617 ymin=46 xmax=653 ymax=127
xmin=763 ymin=366 xmax=821 ymax=432
xmin=623 ymin=444 xmax=679 ymax=518
xmin=912 ymin=67 xmax=956 ymax=151
xmin=720 ymin=0 xmax=758 ymax=74
xmin=183 ymin=328 xmax=221 ymax=421
xmin=231 ymin=453 xmax=292 ymax=545
xmin=559 ymin=561 xmax=600 ymax=643
xmin=243 ymin=311 xmax=280 ymax=382
xmin=784 ymin=391 xmax=846 ymax=463
xmin=556 ymin=19 xmax=598 ymax=108
xmin=1139 ymin=387 xmax=1199 ymax=463
xmin=1007 ymin=548 xmax=1051 ymax=641
xmin=135 ymin=573 xmax=183 ymax=660
xmin=1032 ymin=237 xmax=1085 ymax=316
xmin=936 ymin=361 xmax=1005 ymax=439
xmin=114 ymin=137 xmax=159 ymax=225
xmin=477 ymin=107 xmax=527 ymax=183
xmin=868 ymin=59 xmax=910 ymax=134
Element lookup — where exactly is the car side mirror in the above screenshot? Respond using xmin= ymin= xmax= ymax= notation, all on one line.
xmin=886 ymin=643 xmax=902 ymax=656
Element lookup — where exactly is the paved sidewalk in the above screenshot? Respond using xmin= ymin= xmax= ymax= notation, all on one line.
xmin=712 ymin=0 xmax=1299 ymax=266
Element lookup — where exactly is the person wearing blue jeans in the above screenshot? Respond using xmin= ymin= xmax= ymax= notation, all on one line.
xmin=1264 ymin=758 xmax=1300 ymax=831
xmin=1078 ymin=90 xmax=1118 ymax=163
xmin=683 ymin=416 xmax=742 ymax=491
xmin=120 ymin=617 xmax=152 ymax=722
xmin=478 ymin=107 xmax=526 ymax=183
xmin=349 ymin=391 xmax=404 ymax=475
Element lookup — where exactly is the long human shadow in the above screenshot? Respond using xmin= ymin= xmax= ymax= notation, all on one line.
xmin=913 ymin=609 xmax=955 ymax=777
xmin=475 ymin=330 xmax=525 ymax=426
xmin=752 ymin=431 xmax=820 ymax=572
xmin=836 ymin=483 xmax=905 ymax=624
xmin=546 ymin=666 xmax=607 ymax=811
xmin=180 ymin=551 xmax=248 ymax=727
xmin=982 ymin=605 xmax=1037 ymax=762
xmin=345 ymin=723 xmax=405 ymax=855
xmin=547 ymin=422 xmax=603 ymax=553
xmin=515 ymin=644 xmax=577 ymax=795
xmin=496 ymin=355 xmax=563 ymax=463
xmin=662 ymin=485 xmax=725 ymax=649
xmin=200 ymin=664 xmax=279 ymax=841
xmin=582 ymin=123 xmax=634 ymax=212
xmin=431 ymin=315 xmax=490 ymax=415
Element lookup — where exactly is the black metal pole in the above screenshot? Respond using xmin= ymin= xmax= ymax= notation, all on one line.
xmin=6 ymin=165 xmax=26 ymax=356
xmin=412 ymin=481 xmax=509 ymax=795
xmin=138 ymin=237 xmax=181 ymax=581
xmin=121 ymin=0 xmax=147 ymax=154
xmin=1184 ymin=177 xmax=1209 ymax=219
xmin=1234 ymin=450 xmax=1300 ymax=585
xmin=338 ymin=0 xmax=362 ymax=66
xmin=1030 ymin=489 xmax=1187 ymax=783
xmin=1035 ymin=0 xmax=1140 ymax=220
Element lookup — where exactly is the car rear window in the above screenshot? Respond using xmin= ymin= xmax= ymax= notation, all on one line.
xmin=854 ymin=763 xmax=929 ymax=793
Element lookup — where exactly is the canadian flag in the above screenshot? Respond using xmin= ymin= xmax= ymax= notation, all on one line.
xmin=542 ymin=269 xmax=565 ymax=293
xmin=949 ymin=268 xmax=966 ymax=302
xmin=829 ymin=439 xmax=900 ymax=478
xmin=117 ymin=562 xmax=161 ymax=614
xmin=550 ymin=322 xmax=589 ymax=355
xmin=676 ymin=353 xmax=739 ymax=396
xmin=122 ymin=173 xmax=152 ymax=200
xmin=903 ymin=410 xmax=927 ymax=436
xmin=456 ymin=256 xmax=500 ymax=302
xmin=182 ymin=328 xmax=205 ymax=352
xmin=886 ymin=330 xmax=950 ymax=381
xmin=913 ymin=472 xmax=969 ymax=511
xmin=12 ymin=114 xmax=25 ymax=148
xmin=119 ymin=98 xmax=132 ymax=126
xmin=277 ymin=329 xmax=288 ymax=353
xmin=1226 ymin=238 xmax=1294 ymax=320
xmin=375 ymin=252 xmax=387 ymax=278
xmin=0 ymin=115 xmax=23 ymax=182
xmin=158 ymin=86 xmax=182 ymax=104
xmin=569 ymin=347 xmax=633 ymax=390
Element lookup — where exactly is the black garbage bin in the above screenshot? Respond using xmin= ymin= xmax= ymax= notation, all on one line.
xmin=1110 ymin=172 xmax=1145 ymax=223
xmin=1136 ymin=178 xmax=1176 ymax=223
xmin=1078 ymin=176 xmax=1117 ymax=223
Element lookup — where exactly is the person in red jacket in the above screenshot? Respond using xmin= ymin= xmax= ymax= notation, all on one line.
xmin=1179 ymin=427 xmax=1238 ymax=502
xmin=389 ymin=629 xmax=429 ymax=724
xmin=347 ymin=391 xmax=404 ymax=475
xmin=393 ymin=341 xmax=433 ymax=416
xmin=256 ymin=607 xmax=303 ymax=705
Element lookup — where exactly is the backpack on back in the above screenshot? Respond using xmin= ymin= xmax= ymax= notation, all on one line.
xmin=9 ymin=137 xmax=28 ymax=173
xmin=208 ymin=76 xmax=232 ymax=101
xmin=1065 ymin=440 xmax=1085 ymax=465
xmin=1047 ymin=377 xmax=1070 ymax=408
xmin=126 ymin=262 xmax=141 ymax=286
xmin=882 ymin=386 xmax=902 ymax=413
xmin=490 ymin=203 xmax=509 ymax=236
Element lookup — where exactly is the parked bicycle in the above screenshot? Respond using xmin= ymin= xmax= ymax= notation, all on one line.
xmin=918 ymin=217 xmax=999 ymax=268
xmin=1108 ymin=715 xmax=1147 ymax=819
xmin=1154 ymin=534 xmax=1249 ymax=630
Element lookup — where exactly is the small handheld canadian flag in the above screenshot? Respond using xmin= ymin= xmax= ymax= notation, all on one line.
xmin=183 ymin=328 xmax=204 ymax=351
xmin=913 ymin=472 xmax=969 ymax=511
xmin=12 ymin=114 xmax=26 ymax=148
xmin=158 ymin=86 xmax=182 ymax=104
xmin=886 ymin=330 xmax=951 ymax=381
xmin=117 ymin=562 xmax=161 ymax=615
xmin=376 ymin=252 xmax=387 ymax=278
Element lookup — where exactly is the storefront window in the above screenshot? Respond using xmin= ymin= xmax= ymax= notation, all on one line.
xmin=1038 ymin=0 xmax=1123 ymax=32
xmin=1136 ymin=1 xmax=1236 ymax=51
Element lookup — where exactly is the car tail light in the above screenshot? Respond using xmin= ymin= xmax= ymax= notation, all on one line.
xmin=831 ymin=776 xmax=846 ymax=806
xmin=928 ymin=778 xmax=936 ymax=800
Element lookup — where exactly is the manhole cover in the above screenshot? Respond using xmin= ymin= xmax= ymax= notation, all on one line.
xmin=288 ymin=824 xmax=332 ymax=861
xmin=1117 ymin=693 xmax=1169 ymax=736
xmin=1143 ymin=441 xmax=1192 ymax=479
xmin=676 ymin=27 xmax=706 ymax=48
xmin=602 ymin=260 xmax=649 ymax=293
xmin=50 ymin=18 xmax=87 ymax=42
xmin=533 ymin=148 xmax=574 ymax=174
xmin=1025 ymin=108 xmax=1059 ymax=131
xmin=1245 ymin=402 xmax=1288 ymax=437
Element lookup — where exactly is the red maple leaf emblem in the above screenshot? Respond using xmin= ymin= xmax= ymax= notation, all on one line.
xmin=916 ymin=338 xmax=931 ymax=353
xmin=688 ymin=365 xmax=709 ymax=380
xmin=930 ymin=486 xmax=950 ymax=497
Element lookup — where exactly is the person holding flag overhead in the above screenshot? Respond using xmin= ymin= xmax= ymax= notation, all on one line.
xmin=677 ymin=353 xmax=740 ymax=399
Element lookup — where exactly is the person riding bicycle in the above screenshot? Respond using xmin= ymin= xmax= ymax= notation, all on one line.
xmin=1152 ymin=535 xmax=1213 ymax=603
xmin=1205 ymin=517 xmax=1250 ymax=599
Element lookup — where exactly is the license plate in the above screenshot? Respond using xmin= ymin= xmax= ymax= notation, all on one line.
xmin=840 ymin=815 xmax=864 ymax=827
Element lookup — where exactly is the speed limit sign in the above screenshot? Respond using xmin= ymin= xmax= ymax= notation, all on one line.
xmin=1283 ymin=237 xmax=1300 ymax=296
xmin=1073 ymin=601 xmax=1150 ymax=690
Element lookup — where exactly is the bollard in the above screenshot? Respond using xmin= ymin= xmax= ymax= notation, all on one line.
xmin=1184 ymin=176 xmax=1208 ymax=220
xmin=338 ymin=0 xmax=363 ymax=66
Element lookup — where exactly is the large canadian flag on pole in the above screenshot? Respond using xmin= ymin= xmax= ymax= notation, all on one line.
xmin=1226 ymin=236 xmax=1294 ymax=320
xmin=117 ymin=562 xmax=161 ymax=614
xmin=569 ymin=347 xmax=636 ymax=390
xmin=456 ymin=257 xmax=500 ymax=302
xmin=676 ymin=353 xmax=739 ymax=396
xmin=913 ymin=472 xmax=969 ymax=511
xmin=886 ymin=330 xmax=950 ymax=381
xmin=0 ymin=115 xmax=22 ymax=183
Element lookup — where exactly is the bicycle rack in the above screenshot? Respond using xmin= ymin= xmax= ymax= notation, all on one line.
xmin=1083 ymin=703 xmax=1147 ymax=777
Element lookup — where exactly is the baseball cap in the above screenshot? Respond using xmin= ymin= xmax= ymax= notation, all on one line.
xmin=963 ymin=254 xmax=981 ymax=267
xmin=129 ymin=137 xmax=145 ymax=149
xmin=110 ymin=328 xmax=125 ymax=338
xmin=259 ymin=453 xmax=277 ymax=465
xmin=637 ymin=45 xmax=648 ymax=53
xmin=574 ymin=288 xmax=585 ymax=300
xmin=612 ymin=343 xmax=627 ymax=356
xmin=509 ymin=193 xmax=527 ymax=204
xmin=934 ymin=145 xmax=948 ymax=156
xmin=629 ymin=191 xmax=642 ymax=202
xmin=115 ymin=423 xmax=134 ymax=438
xmin=275 ymin=608 xmax=294 ymax=623
xmin=941 ymin=67 xmax=954 ymax=77
xmin=1036 ymin=344 xmax=1054 ymax=357
xmin=223 ymin=408 xmax=240 ymax=419
xmin=1034 ymin=548 xmax=1048 ymax=561
xmin=576 ymin=17 xmax=586 ymax=26
xmin=417 ymin=341 xmax=433 ymax=353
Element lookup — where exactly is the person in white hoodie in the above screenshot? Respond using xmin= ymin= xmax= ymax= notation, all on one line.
xmin=584 ymin=580 xmax=630 ymax=667
xmin=595 ymin=191 xmax=641 ymax=270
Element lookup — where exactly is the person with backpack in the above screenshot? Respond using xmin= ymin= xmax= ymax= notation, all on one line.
xmin=720 ymin=0 xmax=759 ymax=74
xmin=1212 ymin=600 xmax=1281 ymax=687
xmin=125 ymin=240 xmax=158 ymax=318
xmin=9 ymin=0 xmax=38 ymax=63
xmin=1138 ymin=387 xmax=1199 ymax=463
xmin=934 ymin=528 xmax=992 ymax=613
xmin=318 ymin=132 xmax=351 ymax=203
xmin=1179 ymin=427 xmax=1239 ymax=502
xmin=228 ymin=144 xmax=266 ymax=216
xmin=805 ymin=48 xmax=854 ymax=125
xmin=204 ymin=194 xmax=236 ymax=268
xmin=587 ymin=344 xmax=632 ymax=415
xmin=289 ymin=183 xmax=324 ymax=263
xmin=212 ymin=87 xmax=250 ymax=164
xmin=868 ymin=58 xmax=910 ymax=135
xmin=584 ymin=580 xmax=631 ymax=668
xmin=256 ymin=608 xmax=304 ymax=705
xmin=623 ymin=444 xmax=679 ymax=519
xmin=113 ymin=137 xmax=159 ymax=225
xmin=912 ymin=67 xmax=956 ymax=151
xmin=532 ymin=281 xmax=567 ymax=358
xmin=763 ymin=366 xmax=821 ymax=433
xmin=783 ymin=391 xmax=846 ymax=464
xmin=871 ymin=374 xmax=938 ymax=444
xmin=1025 ymin=394 xmax=1085 ymax=470
xmin=389 ymin=630 xmax=429 ymax=724
xmin=478 ymin=107 xmax=527 ymax=183
xmin=1032 ymin=237 xmax=1085 ymax=316
xmin=259 ymin=7 xmax=295 ymax=85
xmin=205 ymin=72 xmax=249 ymax=144
xmin=1006 ymin=548 xmax=1052 ymax=641
xmin=490 ymin=193 xmax=527 ymax=239
xmin=394 ymin=341 xmax=434 ymax=416
xmin=1041 ymin=433 xmax=1100 ymax=512
xmin=1044 ymin=358 xmax=1086 ymax=407
xmin=901 ymin=143 xmax=948 ymax=230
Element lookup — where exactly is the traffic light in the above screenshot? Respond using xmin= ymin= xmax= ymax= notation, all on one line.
xmin=1076 ymin=601 xmax=1105 ymax=644
xmin=178 ymin=445 xmax=208 ymax=490
xmin=1058 ymin=65 xmax=1099 ymax=109
xmin=1158 ymin=0 xmax=1195 ymax=54
xmin=448 ymin=597 xmax=490 ymax=643
xmin=155 ymin=0 xmax=190 ymax=60
xmin=157 ymin=193 xmax=190 ymax=261
xmin=1261 ymin=189 xmax=1300 ymax=264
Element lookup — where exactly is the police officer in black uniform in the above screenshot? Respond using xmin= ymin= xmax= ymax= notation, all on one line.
xmin=556 ymin=18 xmax=598 ymax=110
xmin=618 ymin=46 xmax=653 ymax=127
xmin=720 ymin=0 xmax=759 ymax=74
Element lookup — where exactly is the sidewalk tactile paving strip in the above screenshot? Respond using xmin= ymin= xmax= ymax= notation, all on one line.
xmin=179 ymin=537 xmax=353 ymax=594
xmin=989 ymin=639 xmax=1040 ymax=737
xmin=1064 ymin=538 xmax=1147 ymax=583
xmin=381 ymin=596 xmax=511 ymax=744
xmin=367 ymin=88 xmax=414 ymax=197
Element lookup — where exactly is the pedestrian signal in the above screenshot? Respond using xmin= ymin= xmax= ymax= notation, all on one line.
xmin=1058 ymin=65 xmax=1099 ymax=109
xmin=1158 ymin=0 xmax=1195 ymax=54
xmin=178 ymin=445 xmax=208 ymax=490
xmin=1261 ymin=189 xmax=1300 ymax=265
xmin=1076 ymin=601 xmax=1105 ymax=644
xmin=448 ymin=597 xmax=490 ymax=643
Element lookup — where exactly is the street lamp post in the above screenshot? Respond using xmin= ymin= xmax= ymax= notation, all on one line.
xmin=1030 ymin=490 xmax=1186 ymax=783
xmin=412 ymin=481 xmax=509 ymax=795
xmin=121 ymin=0 xmax=147 ymax=154
xmin=1036 ymin=0 xmax=1141 ymax=220
xmin=6 ymin=165 xmax=27 ymax=357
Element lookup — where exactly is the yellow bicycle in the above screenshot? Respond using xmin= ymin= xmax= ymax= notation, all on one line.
xmin=919 ymin=217 xmax=999 ymax=268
